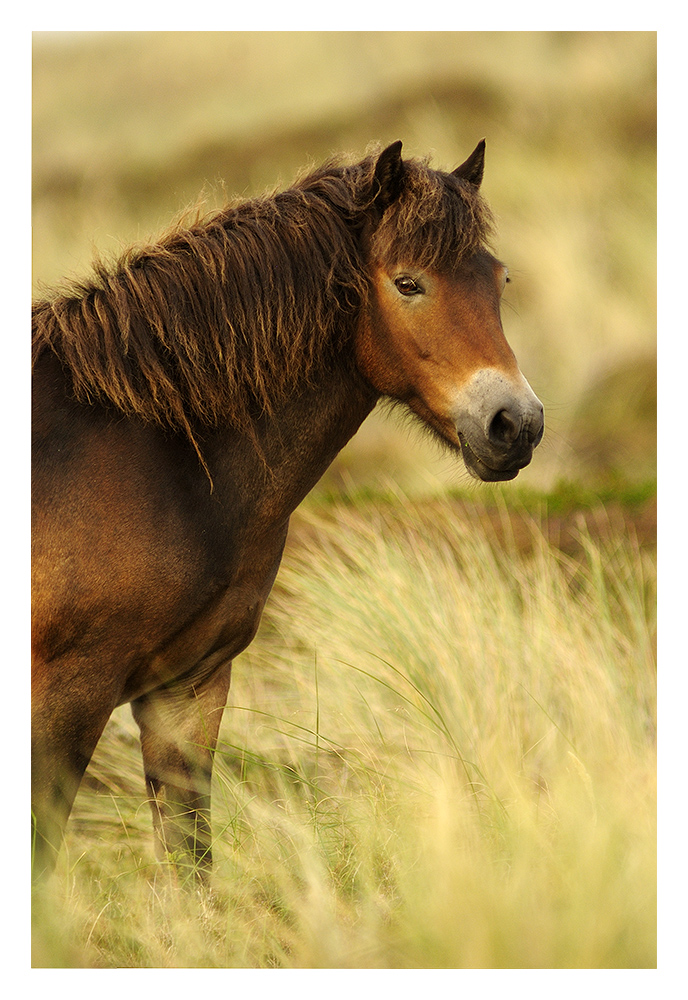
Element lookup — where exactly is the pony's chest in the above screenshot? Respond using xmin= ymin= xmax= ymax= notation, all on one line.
xmin=116 ymin=519 xmax=289 ymax=702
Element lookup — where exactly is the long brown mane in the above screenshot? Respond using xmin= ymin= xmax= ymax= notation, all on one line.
xmin=32 ymin=149 xmax=493 ymax=446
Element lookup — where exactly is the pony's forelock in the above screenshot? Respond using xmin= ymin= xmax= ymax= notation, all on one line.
xmin=370 ymin=157 xmax=494 ymax=270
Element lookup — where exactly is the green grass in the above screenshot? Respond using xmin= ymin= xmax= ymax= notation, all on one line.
xmin=315 ymin=475 xmax=657 ymax=515
xmin=32 ymin=496 xmax=656 ymax=968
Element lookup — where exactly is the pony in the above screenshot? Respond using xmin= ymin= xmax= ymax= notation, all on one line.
xmin=32 ymin=140 xmax=544 ymax=879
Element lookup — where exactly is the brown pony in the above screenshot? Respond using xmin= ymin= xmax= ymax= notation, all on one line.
xmin=32 ymin=140 xmax=543 ymax=880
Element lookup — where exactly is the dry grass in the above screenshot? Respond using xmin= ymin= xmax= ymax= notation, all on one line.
xmin=32 ymin=497 xmax=656 ymax=968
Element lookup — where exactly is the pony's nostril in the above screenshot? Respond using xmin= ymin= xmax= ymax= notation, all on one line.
xmin=489 ymin=408 xmax=521 ymax=446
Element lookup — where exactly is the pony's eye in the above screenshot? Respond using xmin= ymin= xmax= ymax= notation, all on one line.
xmin=394 ymin=276 xmax=424 ymax=296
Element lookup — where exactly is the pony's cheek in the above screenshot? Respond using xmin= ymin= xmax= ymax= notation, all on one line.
xmin=353 ymin=318 xmax=409 ymax=398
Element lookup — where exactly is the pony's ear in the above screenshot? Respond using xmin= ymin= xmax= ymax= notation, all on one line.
xmin=452 ymin=139 xmax=486 ymax=189
xmin=372 ymin=140 xmax=404 ymax=211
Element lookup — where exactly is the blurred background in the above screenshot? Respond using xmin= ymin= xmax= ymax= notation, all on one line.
xmin=32 ymin=30 xmax=656 ymax=495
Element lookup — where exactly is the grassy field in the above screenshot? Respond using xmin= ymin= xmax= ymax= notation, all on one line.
xmin=31 ymin=32 xmax=657 ymax=969
xmin=32 ymin=487 xmax=656 ymax=969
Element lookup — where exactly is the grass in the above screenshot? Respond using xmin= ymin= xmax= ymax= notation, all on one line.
xmin=32 ymin=494 xmax=656 ymax=968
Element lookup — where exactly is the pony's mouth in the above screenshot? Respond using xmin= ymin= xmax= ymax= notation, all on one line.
xmin=458 ymin=433 xmax=524 ymax=482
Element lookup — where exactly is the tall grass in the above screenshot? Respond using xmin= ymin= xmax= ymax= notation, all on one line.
xmin=32 ymin=498 xmax=656 ymax=968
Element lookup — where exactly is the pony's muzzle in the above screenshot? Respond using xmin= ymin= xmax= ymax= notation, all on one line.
xmin=453 ymin=368 xmax=544 ymax=482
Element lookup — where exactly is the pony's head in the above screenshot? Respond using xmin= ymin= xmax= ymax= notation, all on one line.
xmin=355 ymin=140 xmax=544 ymax=481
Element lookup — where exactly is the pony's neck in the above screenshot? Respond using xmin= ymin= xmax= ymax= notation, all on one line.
xmin=206 ymin=361 xmax=378 ymax=514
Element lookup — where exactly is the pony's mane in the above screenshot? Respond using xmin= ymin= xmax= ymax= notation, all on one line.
xmin=32 ymin=148 xmax=493 ymax=446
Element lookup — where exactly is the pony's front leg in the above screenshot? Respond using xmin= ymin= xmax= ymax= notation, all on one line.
xmin=131 ymin=661 xmax=232 ymax=882
xmin=32 ymin=654 xmax=117 ymax=881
